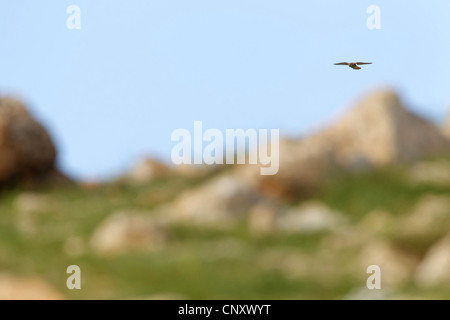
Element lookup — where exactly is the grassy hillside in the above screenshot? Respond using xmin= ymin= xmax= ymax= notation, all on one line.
xmin=0 ymin=161 xmax=450 ymax=299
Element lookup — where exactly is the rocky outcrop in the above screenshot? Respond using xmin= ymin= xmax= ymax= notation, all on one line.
xmin=308 ymin=90 xmax=450 ymax=167
xmin=238 ymin=90 xmax=450 ymax=199
xmin=0 ymin=98 xmax=64 ymax=186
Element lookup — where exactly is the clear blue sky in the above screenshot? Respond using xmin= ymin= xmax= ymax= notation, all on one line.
xmin=1 ymin=1 xmax=449 ymax=180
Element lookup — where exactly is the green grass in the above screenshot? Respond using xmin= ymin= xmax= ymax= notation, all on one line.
xmin=316 ymin=166 xmax=450 ymax=221
xmin=1 ymin=162 xmax=450 ymax=299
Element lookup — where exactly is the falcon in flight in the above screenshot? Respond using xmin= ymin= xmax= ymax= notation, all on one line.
xmin=334 ymin=62 xmax=372 ymax=70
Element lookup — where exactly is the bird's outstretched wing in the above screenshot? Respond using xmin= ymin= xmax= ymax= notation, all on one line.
xmin=356 ymin=62 xmax=372 ymax=65
xmin=334 ymin=62 xmax=349 ymax=65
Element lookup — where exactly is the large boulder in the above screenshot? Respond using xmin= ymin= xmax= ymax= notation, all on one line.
xmin=161 ymin=172 xmax=263 ymax=226
xmin=0 ymin=98 xmax=59 ymax=185
xmin=308 ymin=90 xmax=450 ymax=167
xmin=237 ymin=90 xmax=450 ymax=199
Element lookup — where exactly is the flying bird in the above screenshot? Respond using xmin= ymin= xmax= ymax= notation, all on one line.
xmin=334 ymin=62 xmax=372 ymax=70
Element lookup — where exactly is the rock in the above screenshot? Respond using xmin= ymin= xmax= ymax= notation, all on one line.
xmin=397 ymin=194 xmax=450 ymax=245
xmin=0 ymin=273 xmax=65 ymax=300
xmin=353 ymin=240 xmax=419 ymax=287
xmin=125 ymin=158 xmax=171 ymax=184
xmin=313 ymin=90 xmax=450 ymax=167
xmin=414 ymin=233 xmax=450 ymax=288
xmin=90 ymin=211 xmax=166 ymax=256
xmin=164 ymin=172 xmax=261 ymax=226
xmin=0 ymin=98 xmax=58 ymax=185
xmin=233 ymin=90 xmax=450 ymax=200
xmin=234 ymin=138 xmax=331 ymax=200
xmin=276 ymin=201 xmax=347 ymax=234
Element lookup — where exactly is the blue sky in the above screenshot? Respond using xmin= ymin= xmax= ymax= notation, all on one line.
xmin=0 ymin=1 xmax=449 ymax=180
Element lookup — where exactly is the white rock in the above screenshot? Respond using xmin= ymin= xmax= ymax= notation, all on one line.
xmin=166 ymin=173 xmax=261 ymax=226
xmin=414 ymin=233 xmax=450 ymax=287
xmin=90 ymin=211 xmax=166 ymax=256
xmin=276 ymin=201 xmax=347 ymax=234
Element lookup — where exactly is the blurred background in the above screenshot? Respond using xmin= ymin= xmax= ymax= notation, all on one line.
xmin=0 ymin=0 xmax=449 ymax=299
